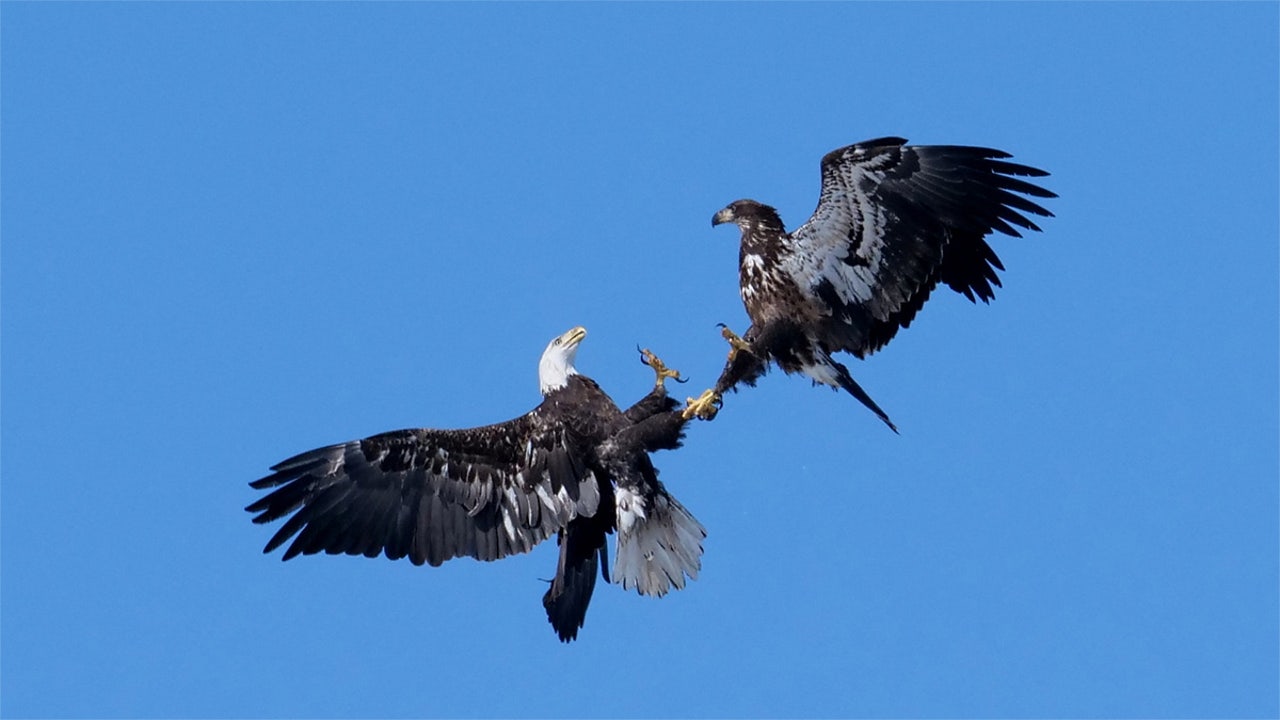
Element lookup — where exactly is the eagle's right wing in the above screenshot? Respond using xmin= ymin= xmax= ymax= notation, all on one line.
xmin=785 ymin=137 xmax=1055 ymax=357
xmin=245 ymin=408 xmax=601 ymax=568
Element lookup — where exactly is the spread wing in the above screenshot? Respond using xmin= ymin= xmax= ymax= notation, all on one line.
xmin=784 ymin=136 xmax=1056 ymax=357
xmin=245 ymin=407 xmax=601 ymax=568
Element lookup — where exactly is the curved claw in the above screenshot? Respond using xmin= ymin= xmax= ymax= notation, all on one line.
xmin=639 ymin=347 xmax=687 ymax=388
xmin=682 ymin=389 xmax=722 ymax=421
xmin=716 ymin=325 xmax=753 ymax=361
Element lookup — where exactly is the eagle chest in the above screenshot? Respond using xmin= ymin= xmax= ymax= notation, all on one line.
xmin=739 ymin=245 xmax=808 ymax=324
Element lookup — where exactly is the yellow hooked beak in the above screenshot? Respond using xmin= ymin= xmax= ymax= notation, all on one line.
xmin=560 ymin=326 xmax=587 ymax=347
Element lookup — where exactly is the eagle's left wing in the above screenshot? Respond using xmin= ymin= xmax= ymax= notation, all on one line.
xmin=785 ymin=137 xmax=1055 ymax=357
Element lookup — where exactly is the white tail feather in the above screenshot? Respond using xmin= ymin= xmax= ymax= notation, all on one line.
xmin=614 ymin=491 xmax=706 ymax=598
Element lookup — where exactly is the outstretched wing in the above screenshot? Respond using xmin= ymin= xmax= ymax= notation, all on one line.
xmin=784 ymin=136 xmax=1056 ymax=357
xmin=245 ymin=407 xmax=601 ymax=568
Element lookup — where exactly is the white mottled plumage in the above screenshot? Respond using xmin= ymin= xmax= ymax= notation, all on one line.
xmin=710 ymin=137 xmax=1056 ymax=431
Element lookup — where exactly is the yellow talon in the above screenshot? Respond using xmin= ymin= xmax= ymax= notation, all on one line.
xmin=682 ymin=389 xmax=722 ymax=420
xmin=640 ymin=348 xmax=685 ymax=388
xmin=719 ymin=325 xmax=753 ymax=362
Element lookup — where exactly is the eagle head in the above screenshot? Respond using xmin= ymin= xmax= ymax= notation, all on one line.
xmin=539 ymin=326 xmax=586 ymax=395
xmin=712 ymin=199 xmax=784 ymax=231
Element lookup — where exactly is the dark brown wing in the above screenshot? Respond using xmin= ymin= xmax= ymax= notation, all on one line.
xmin=245 ymin=406 xmax=600 ymax=567
xmin=785 ymin=137 xmax=1056 ymax=357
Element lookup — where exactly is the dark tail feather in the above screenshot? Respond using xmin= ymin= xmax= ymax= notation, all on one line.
xmin=833 ymin=359 xmax=899 ymax=433
xmin=542 ymin=519 xmax=608 ymax=642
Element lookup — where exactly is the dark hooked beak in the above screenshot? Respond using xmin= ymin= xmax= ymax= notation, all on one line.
xmin=711 ymin=207 xmax=734 ymax=227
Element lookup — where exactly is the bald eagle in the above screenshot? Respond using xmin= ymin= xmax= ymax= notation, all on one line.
xmin=685 ymin=137 xmax=1056 ymax=429
xmin=246 ymin=327 xmax=705 ymax=642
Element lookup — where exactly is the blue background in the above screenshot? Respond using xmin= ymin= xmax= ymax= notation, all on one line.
xmin=3 ymin=3 xmax=1277 ymax=717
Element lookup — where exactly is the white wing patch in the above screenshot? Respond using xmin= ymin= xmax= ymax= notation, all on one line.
xmin=799 ymin=196 xmax=886 ymax=305
xmin=786 ymin=152 xmax=900 ymax=309
xmin=502 ymin=485 xmax=520 ymax=542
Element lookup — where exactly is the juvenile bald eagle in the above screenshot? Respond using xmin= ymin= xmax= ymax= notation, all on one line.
xmin=246 ymin=327 xmax=705 ymax=642
xmin=685 ymin=137 xmax=1056 ymax=429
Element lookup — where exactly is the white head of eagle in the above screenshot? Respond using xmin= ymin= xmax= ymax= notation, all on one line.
xmin=538 ymin=325 xmax=585 ymax=394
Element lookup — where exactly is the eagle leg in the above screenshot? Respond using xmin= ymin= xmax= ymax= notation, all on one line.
xmin=717 ymin=324 xmax=754 ymax=362
xmin=638 ymin=347 xmax=687 ymax=388
xmin=682 ymin=389 xmax=722 ymax=421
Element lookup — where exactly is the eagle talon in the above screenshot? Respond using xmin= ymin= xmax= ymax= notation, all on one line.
xmin=639 ymin=347 xmax=687 ymax=388
xmin=682 ymin=389 xmax=722 ymax=421
xmin=716 ymin=323 xmax=753 ymax=362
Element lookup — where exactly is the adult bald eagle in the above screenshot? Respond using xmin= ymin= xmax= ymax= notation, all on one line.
xmin=246 ymin=327 xmax=705 ymax=642
xmin=685 ymin=137 xmax=1056 ymax=429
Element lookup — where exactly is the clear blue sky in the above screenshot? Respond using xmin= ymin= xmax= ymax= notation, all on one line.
xmin=3 ymin=3 xmax=1276 ymax=718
